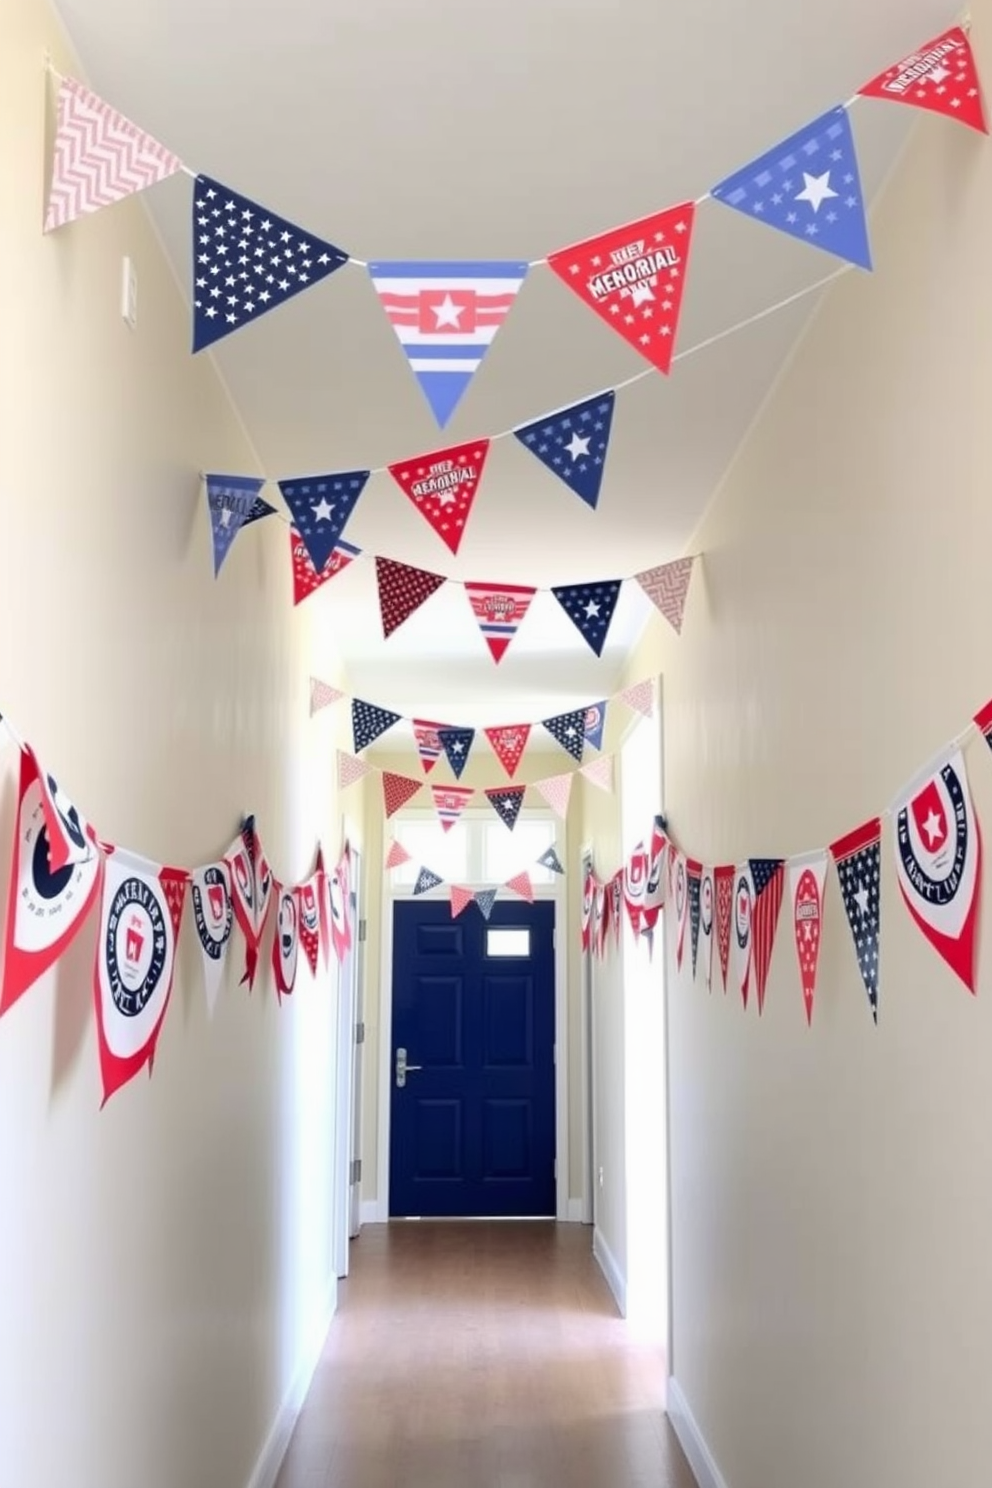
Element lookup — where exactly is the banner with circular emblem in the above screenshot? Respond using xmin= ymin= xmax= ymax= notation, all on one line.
xmin=271 ymin=885 xmax=300 ymax=999
xmin=326 ymin=846 xmax=352 ymax=964
xmin=298 ymin=873 xmax=323 ymax=977
xmin=225 ymin=816 xmax=274 ymax=989
xmin=622 ymin=842 xmax=647 ymax=937
xmin=733 ymin=863 xmax=754 ymax=1009
xmin=642 ymin=818 xmax=667 ymax=934
xmin=189 ymin=860 xmax=234 ymax=1016
xmin=699 ymin=867 xmax=715 ymax=990
xmin=93 ymin=848 xmax=187 ymax=1104
xmin=672 ymin=852 xmax=688 ymax=971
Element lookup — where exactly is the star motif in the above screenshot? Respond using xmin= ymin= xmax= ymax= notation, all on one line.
xmin=853 ymin=881 xmax=870 ymax=917
xmin=312 ymin=497 xmax=335 ymax=523
xmin=795 ymin=171 xmax=838 ymax=213
xmin=583 ymin=600 xmax=601 ymax=619
xmin=921 ymin=808 xmax=944 ymax=846
xmin=564 ymin=432 xmax=591 ymax=462
xmin=433 ymin=294 xmax=464 ymax=328
xmin=630 ymin=282 xmax=655 ymax=307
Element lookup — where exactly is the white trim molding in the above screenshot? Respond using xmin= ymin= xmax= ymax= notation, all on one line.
xmin=244 ymin=1281 xmax=337 ymax=1488
xmin=592 ymin=1226 xmax=627 ymax=1317
xmin=666 ymin=1377 xmax=731 ymax=1488
xmin=566 ymin=1197 xmax=585 ymax=1223
xmin=360 ymin=1200 xmax=383 ymax=1226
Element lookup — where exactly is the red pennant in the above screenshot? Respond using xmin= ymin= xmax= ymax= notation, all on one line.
xmin=789 ymin=854 xmax=827 ymax=1026
xmin=623 ymin=843 xmax=647 ymax=936
xmin=328 ymin=847 xmax=353 ymax=963
xmin=714 ymin=865 xmax=734 ymax=992
xmin=506 ymin=871 xmax=534 ymax=903
xmin=581 ymin=869 xmax=595 ymax=952
xmin=610 ymin=872 xmax=623 ymax=950
xmin=298 ymin=874 xmax=322 ymax=976
xmin=450 ymin=885 xmax=474 ymax=918
xmin=382 ymin=771 xmax=423 ymax=819
xmin=548 ymin=203 xmax=696 ymax=375
xmin=315 ymin=846 xmax=331 ymax=970
xmin=464 ymin=581 xmax=536 ymax=662
xmin=750 ymin=861 xmax=785 ymax=1015
xmin=291 ymin=531 xmax=359 ymax=606
xmin=375 ymin=557 xmax=446 ymax=638
xmin=484 ymin=723 xmax=531 ymax=779
xmin=385 ymin=839 xmax=412 ymax=870
xmin=859 ymin=27 xmax=987 ymax=134
xmin=387 ymin=439 xmax=491 ymax=555
xmin=225 ymin=821 xmax=272 ymax=991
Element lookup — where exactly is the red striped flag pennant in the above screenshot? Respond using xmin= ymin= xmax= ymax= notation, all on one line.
xmin=431 ymin=784 xmax=474 ymax=833
xmin=749 ymin=859 xmax=785 ymax=1014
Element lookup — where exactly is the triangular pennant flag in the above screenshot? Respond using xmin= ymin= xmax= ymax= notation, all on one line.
xmin=327 ymin=846 xmax=353 ymax=964
xmin=192 ymin=175 xmax=349 ymax=352
xmin=620 ymin=844 xmax=645 ymax=937
xmin=830 ymin=818 xmax=882 ymax=1023
xmin=749 ymin=859 xmax=785 ymax=1014
xmin=206 ymin=474 xmax=265 ymax=576
xmin=368 ymin=261 xmax=529 ymax=427
xmin=353 ymin=698 xmax=402 ymax=753
xmin=619 ymin=680 xmax=654 ymax=718
xmin=892 ymin=750 xmax=981 ymax=994
xmin=412 ymin=719 xmax=451 ymax=775
xmin=271 ymin=886 xmax=301 ymax=1001
xmin=414 ymin=867 xmax=444 ymax=896
xmin=475 ymin=888 xmax=498 ymax=921
xmin=464 ymin=581 xmax=536 ymax=663
xmin=297 ymin=874 xmax=323 ymax=978
xmin=542 ymin=709 xmax=586 ymax=763
xmin=507 ymin=871 xmax=535 ymax=903
xmin=711 ymin=108 xmax=872 ymax=271
xmin=611 ymin=873 xmax=623 ymax=950
xmin=699 ymin=867 xmax=715 ymax=990
xmin=242 ymin=496 xmax=277 ymax=526
xmin=310 ymin=676 xmax=344 ymax=715
xmin=584 ymin=701 xmax=607 ymax=751
xmin=789 ymin=851 xmax=828 ymax=1025
xmin=383 ymin=772 xmax=423 ymax=819
xmin=437 ymin=727 xmax=475 ymax=780
xmin=534 ymin=773 xmax=573 ymax=819
xmin=687 ymin=860 xmax=702 ymax=979
xmin=387 ymin=440 xmax=491 ymax=555
xmin=732 ymin=863 xmax=754 ymax=1008
xmin=450 ymin=885 xmax=474 ymax=918
xmin=538 ymin=845 xmax=564 ymax=875
xmin=552 ymin=580 xmax=622 ymax=657
xmin=485 ymin=786 xmax=526 ymax=831
xmin=581 ymin=869 xmax=596 ymax=952
xmin=484 ymin=724 xmax=531 ymax=779
xmin=548 ymin=203 xmax=696 ymax=374
xmin=642 ymin=818 xmax=667 ymax=933
xmin=635 ymin=557 xmax=695 ymax=635
xmin=45 ymin=77 xmax=183 ymax=233
xmin=859 ymin=26 xmax=987 ymax=134
xmin=580 ymin=756 xmax=614 ymax=793
xmin=375 ymin=557 xmax=447 ymax=637
xmin=291 ymin=532 xmax=360 ymax=606
xmin=714 ymin=865 xmax=734 ymax=992
xmin=337 ymin=749 xmax=372 ymax=790
xmin=513 ymin=392 xmax=616 ymax=510
xmin=315 ymin=846 xmax=331 ymax=970
xmin=278 ymin=471 xmax=370 ymax=572
xmin=431 ymin=784 xmax=474 ymax=833
xmin=385 ymin=839 xmax=412 ymax=870
xmin=673 ymin=853 xmax=689 ymax=971
xmin=189 ymin=861 xmax=234 ymax=1016
xmin=976 ymin=697 xmax=992 ymax=748
xmin=224 ymin=817 xmax=273 ymax=991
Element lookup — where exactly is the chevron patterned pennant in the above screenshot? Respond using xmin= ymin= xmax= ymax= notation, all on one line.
xmin=45 ymin=77 xmax=183 ymax=233
xmin=635 ymin=557 xmax=695 ymax=634
xmin=336 ymin=750 xmax=372 ymax=790
xmin=310 ymin=676 xmax=344 ymax=715
xmin=534 ymin=773 xmax=573 ymax=819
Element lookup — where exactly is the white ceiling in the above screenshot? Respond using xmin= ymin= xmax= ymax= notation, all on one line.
xmin=56 ymin=0 xmax=945 ymax=724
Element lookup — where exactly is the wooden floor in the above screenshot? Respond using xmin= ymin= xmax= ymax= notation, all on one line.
xmin=276 ymin=1221 xmax=697 ymax=1488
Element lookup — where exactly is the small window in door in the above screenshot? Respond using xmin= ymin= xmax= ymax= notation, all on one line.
xmin=485 ymin=927 xmax=531 ymax=958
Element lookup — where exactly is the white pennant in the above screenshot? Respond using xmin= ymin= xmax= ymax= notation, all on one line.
xmin=189 ymin=861 xmax=234 ymax=1017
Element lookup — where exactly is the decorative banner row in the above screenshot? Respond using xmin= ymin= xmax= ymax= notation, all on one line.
xmin=45 ymin=25 xmax=984 ymax=425
xmin=384 ymin=838 xmax=565 ymax=921
xmin=0 ymin=714 xmax=353 ymax=1106
xmin=583 ymin=699 xmax=992 ymax=1026
xmin=314 ymin=677 xmax=653 ymax=776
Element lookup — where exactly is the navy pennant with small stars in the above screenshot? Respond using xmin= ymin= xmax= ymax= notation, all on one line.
xmin=278 ymin=471 xmax=370 ymax=572
xmin=551 ymin=580 xmax=622 ymax=657
xmin=437 ymin=727 xmax=475 ymax=780
xmin=241 ymin=495 xmax=277 ymax=526
xmin=537 ymin=845 xmax=564 ymax=875
xmin=830 ymin=819 xmax=882 ymax=1022
xmin=192 ymin=175 xmax=350 ymax=352
xmin=688 ymin=865 xmax=701 ymax=978
xmin=542 ymin=708 xmax=587 ymax=763
xmin=352 ymin=698 xmax=402 ymax=753
xmin=513 ymin=392 xmax=616 ymax=511
xmin=475 ymin=889 xmax=498 ymax=921
xmin=413 ymin=867 xmax=444 ymax=896
xmin=486 ymin=786 xmax=525 ymax=832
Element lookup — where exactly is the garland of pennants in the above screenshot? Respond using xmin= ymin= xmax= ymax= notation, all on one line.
xmin=385 ymin=837 xmax=566 ymax=922
xmin=587 ymin=698 xmax=992 ymax=1028
xmin=0 ymin=712 xmax=355 ymax=1107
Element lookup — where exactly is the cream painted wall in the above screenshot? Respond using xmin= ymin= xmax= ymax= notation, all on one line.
xmin=622 ymin=13 xmax=992 ymax=1486
xmin=0 ymin=6 xmax=355 ymax=1487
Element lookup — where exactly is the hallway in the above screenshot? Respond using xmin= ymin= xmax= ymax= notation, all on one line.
xmin=276 ymin=1223 xmax=696 ymax=1488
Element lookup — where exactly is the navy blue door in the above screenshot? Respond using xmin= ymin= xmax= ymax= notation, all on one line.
xmin=389 ymin=899 xmax=556 ymax=1218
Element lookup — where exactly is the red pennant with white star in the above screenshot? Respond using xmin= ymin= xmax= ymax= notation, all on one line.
xmin=859 ymin=27 xmax=987 ymax=134
xmin=387 ymin=439 xmax=491 ymax=555
xmin=291 ymin=532 xmax=360 ymax=606
xmin=375 ymin=557 xmax=446 ymax=637
xmin=548 ymin=204 xmax=696 ymax=375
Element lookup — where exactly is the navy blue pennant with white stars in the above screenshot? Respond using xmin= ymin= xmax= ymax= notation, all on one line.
xmin=551 ymin=580 xmax=622 ymax=657
xmin=242 ymin=495 xmax=277 ymax=526
xmin=352 ymin=699 xmax=402 ymax=753
xmin=830 ymin=819 xmax=882 ymax=1022
xmin=485 ymin=786 xmax=525 ymax=831
xmin=438 ymin=727 xmax=475 ymax=780
xmin=537 ymin=845 xmax=564 ymax=875
xmin=192 ymin=176 xmax=350 ymax=352
xmin=278 ymin=471 xmax=370 ymax=573
xmin=513 ymin=392 xmax=616 ymax=510
xmin=542 ymin=709 xmax=586 ymax=763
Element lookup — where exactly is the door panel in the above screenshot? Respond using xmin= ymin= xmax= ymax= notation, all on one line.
xmin=390 ymin=899 xmax=555 ymax=1217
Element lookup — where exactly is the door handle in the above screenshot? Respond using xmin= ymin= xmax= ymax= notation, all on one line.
xmin=395 ymin=1047 xmax=423 ymax=1088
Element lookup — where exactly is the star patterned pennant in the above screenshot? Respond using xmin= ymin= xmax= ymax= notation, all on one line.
xmin=548 ymin=203 xmax=696 ymax=374
xmin=437 ymin=727 xmax=475 ymax=780
xmin=513 ymin=392 xmax=616 ymax=510
xmin=537 ymin=845 xmax=564 ymax=875
xmin=485 ymin=786 xmax=526 ymax=831
xmin=635 ymin=557 xmax=695 ymax=634
xmin=353 ymin=699 xmax=402 ymax=753
xmin=687 ymin=859 xmax=702 ymax=979
xmin=337 ymin=750 xmax=372 ymax=790
xmin=711 ymin=108 xmax=872 ymax=271
xmin=580 ymin=756 xmax=614 ymax=793
xmin=506 ymin=872 xmax=534 ymax=903
xmin=376 ymin=557 xmax=447 ymax=637
xmin=291 ymin=533 xmax=360 ymax=606
xmin=584 ymin=701 xmax=607 ymax=751
xmin=412 ymin=719 xmax=451 ymax=775
xmin=619 ymin=680 xmax=654 ymax=718
xmin=278 ymin=470 xmax=370 ymax=572
xmin=475 ymin=888 xmax=498 ymax=921
xmin=830 ymin=818 xmax=882 ymax=1022
xmin=310 ymin=677 xmax=344 ymax=715
xmin=974 ymin=697 xmax=992 ymax=751
xmin=385 ymin=839 xmax=412 ymax=870
xmin=192 ymin=175 xmax=349 ymax=352
xmin=484 ymin=724 xmax=531 ymax=779
xmin=206 ymin=474 xmax=265 ymax=576
xmin=859 ymin=26 xmax=987 ymax=134
xmin=534 ymin=773 xmax=573 ymax=819
xmin=383 ymin=772 xmax=423 ymax=819
xmin=241 ymin=495 xmax=278 ymax=526
xmin=542 ymin=709 xmax=587 ymax=763
xmin=368 ymin=261 xmax=529 ymax=427
xmin=749 ymin=858 xmax=785 ymax=1015
xmin=552 ymin=580 xmax=622 ymax=657
xmin=387 ymin=440 xmax=491 ymax=555
xmin=414 ymin=867 xmax=444 ymax=896
xmin=432 ymin=784 xmax=474 ymax=833
xmin=788 ymin=850 xmax=827 ymax=1025
xmin=450 ymin=885 xmax=474 ymax=918
xmin=464 ymin=581 xmax=536 ymax=663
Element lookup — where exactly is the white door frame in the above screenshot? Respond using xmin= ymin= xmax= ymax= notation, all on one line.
xmin=333 ymin=825 xmax=362 ymax=1279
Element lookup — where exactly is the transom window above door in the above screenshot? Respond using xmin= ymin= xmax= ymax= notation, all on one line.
xmin=390 ymin=813 xmax=559 ymax=889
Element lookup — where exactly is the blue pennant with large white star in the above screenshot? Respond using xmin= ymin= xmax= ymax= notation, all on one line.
xmin=513 ymin=392 xmax=616 ymax=511
xmin=542 ymin=709 xmax=587 ymax=763
xmin=710 ymin=107 xmax=872 ymax=270
xmin=551 ymin=580 xmax=622 ymax=657
xmin=437 ymin=727 xmax=475 ymax=780
xmin=192 ymin=175 xmax=350 ymax=352
xmin=278 ymin=470 xmax=370 ymax=572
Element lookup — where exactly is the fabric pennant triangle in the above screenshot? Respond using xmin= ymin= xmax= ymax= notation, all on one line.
xmin=375 ymin=557 xmax=447 ymax=637
xmin=537 ymin=845 xmax=564 ymax=875
xmin=385 ymin=839 xmax=412 ymax=870
xmin=206 ymin=474 xmax=265 ymax=576
xmin=714 ymin=865 xmax=734 ymax=992
xmin=368 ymin=261 xmax=529 ymax=428
xmin=242 ymin=496 xmax=278 ymax=526
xmin=310 ymin=676 xmax=344 ymax=715
xmin=475 ymin=888 xmax=498 ymax=921
xmin=548 ymin=203 xmax=696 ymax=374
xmin=552 ymin=580 xmax=622 ymax=657
xmin=414 ymin=867 xmax=444 ymax=895
xmin=464 ymin=581 xmax=536 ymax=663
xmin=542 ymin=709 xmax=586 ymax=762
xmin=711 ymin=107 xmax=872 ymax=271
xmin=619 ymin=680 xmax=654 ymax=718
xmin=789 ymin=851 xmax=828 ymax=1025
xmin=485 ymin=786 xmax=526 ymax=831
xmin=450 ymin=885 xmax=474 ymax=918
xmin=534 ymin=773 xmax=573 ymax=819
xmin=635 ymin=557 xmax=695 ymax=635
xmin=278 ymin=470 xmax=370 ymax=572
xmin=437 ymin=727 xmax=475 ymax=780
xmin=291 ymin=533 xmax=360 ymax=606
xmin=45 ymin=77 xmax=183 ymax=233
xmin=383 ymin=772 xmax=423 ymax=819
xmin=748 ymin=859 xmax=785 ymax=1014
xmin=192 ymin=175 xmax=349 ymax=352
xmin=513 ymin=392 xmax=616 ymax=510
xmin=387 ymin=440 xmax=491 ymax=555
xmin=830 ymin=818 xmax=882 ymax=1022
xmin=687 ymin=859 xmax=702 ymax=979
xmin=974 ymin=696 xmax=992 ymax=749
xmin=484 ymin=724 xmax=531 ymax=779
xmin=584 ymin=701 xmax=607 ymax=751
xmin=859 ymin=26 xmax=987 ymax=134
xmin=337 ymin=750 xmax=372 ymax=790
xmin=580 ymin=756 xmax=614 ymax=793
xmin=353 ymin=698 xmax=402 ymax=752
xmin=412 ymin=719 xmax=451 ymax=775
xmin=506 ymin=871 xmax=535 ymax=903
xmin=431 ymin=784 xmax=474 ymax=833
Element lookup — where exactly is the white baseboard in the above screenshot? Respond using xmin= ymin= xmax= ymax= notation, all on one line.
xmin=666 ymin=1377 xmax=730 ymax=1488
xmin=245 ymin=1279 xmax=337 ymax=1488
xmin=566 ymin=1197 xmax=585 ymax=1223
xmin=592 ymin=1226 xmax=627 ymax=1316
xmin=360 ymin=1200 xmax=384 ymax=1225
